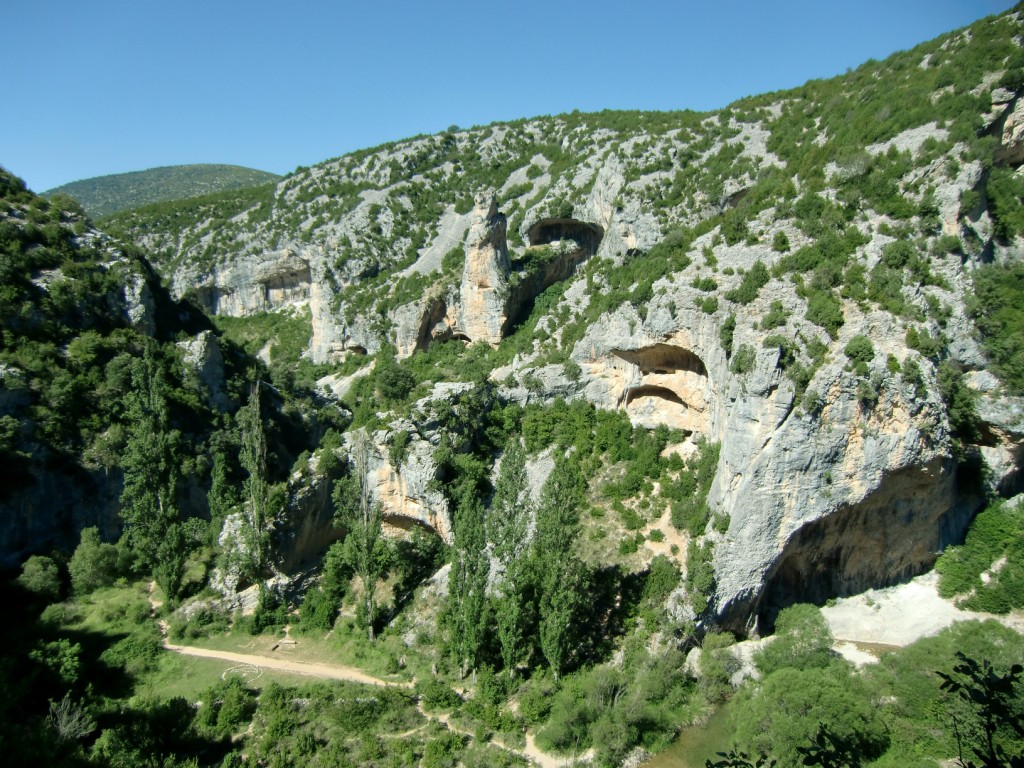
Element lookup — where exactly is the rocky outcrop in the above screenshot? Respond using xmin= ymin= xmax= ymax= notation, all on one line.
xmin=990 ymin=86 xmax=1024 ymax=167
xmin=177 ymin=330 xmax=232 ymax=412
xmin=347 ymin=415 xmax=453 ymax=544
xmin=572 ymin=272 xmax=976 ymax=634
xmin=391 ymin=200 xmax=605 ymax=356
xmin=456 ymin=196 xmax=511 ymax=346
xmin=177 ymin=250 xmax=312 ymax=317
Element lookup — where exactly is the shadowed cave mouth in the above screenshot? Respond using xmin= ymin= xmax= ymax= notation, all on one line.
xmin=754 ymin=477 xmax=958 ymax=634
xmin=527 ymin=218 xmax=604 ymax=252
xmin=502 ymin=217 xmax=604 ymax=336
xmin=625 ymin=385 xmax=684 ymax=407
xmin=613 ymin=344 xmax=708 ymax=377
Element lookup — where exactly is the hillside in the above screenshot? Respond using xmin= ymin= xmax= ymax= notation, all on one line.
xmin=2 ymin=6 xmax=1024 ymax=768
xmin=108 ymin=5 xmax=1024 ymax=628
xmin=44 ymin=163 xmax=281 ymax=218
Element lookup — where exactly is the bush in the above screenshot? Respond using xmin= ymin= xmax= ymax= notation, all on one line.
xmin=730 ymin=665 xmax=889 ymax=767
xmin=17 ymin=554 xmax=62 ymax=602
xmin=100 ymin=624 xmax=163 ymax=675
xmin=724 ymin=261 xmax=770 ymax=305
xmin=755 ymin=604 xmax=836 ymax=675
xmin=844 ymin=335 xmax=876 ymax=376
xmin=730 ymin=344 xmax=756 ymax=374
xmin=69 ymin=527 xmax=119 ymax=595
xmin=805 ymin=289 xmax=845 ymax=338
xmin=936 ymin=500 xmax=1024 ymax=613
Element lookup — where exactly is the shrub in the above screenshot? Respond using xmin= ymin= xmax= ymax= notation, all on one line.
xmin=843 ymin=335 xmax=875 ymax=375
xmin=720 ymin=315 xmax=737 ymax=356
xmin=17 ymin=554 xmax=62 ymax=602
xmin=725 ymin=261 xmax=770 ymax=304
xmin=805 ymin=289 xmax=844 ymax=338
xmin=772 ymin=231 xmax=791 ymax=253
xmin=755 ymin=604 xmax=836 ymax=675
xmin=730 ymin=344 xmax=756 ymax=374
xmin=69 ymin=527 xmax=119 ymax=595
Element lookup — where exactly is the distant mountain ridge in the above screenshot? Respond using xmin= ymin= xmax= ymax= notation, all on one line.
xmin=44 ymin=163 xmax=281 ymax=218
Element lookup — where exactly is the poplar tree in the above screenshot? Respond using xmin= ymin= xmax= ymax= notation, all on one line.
xmin=449 ymin=487 xmax=490 ymax=677
xmin=534 ymin=452 xmax=587 ymax=679
xmin=119 ymin=345 xmax=189 ymax=602
xmin=334 ymin=430 xmax=385 ymax=641
xmin=237 ymin=381 xmax=271 ymax=582
xmin=489 ymin=438 xmax=532 ymax=677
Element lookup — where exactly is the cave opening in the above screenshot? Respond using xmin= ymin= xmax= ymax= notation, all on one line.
xmin=755 ymin=463 xmax=961 ymax=633
xmin=625 ymin=385 xmax=685 ymax=407
xmin=613 ymin=344 xmax=711 ymax=433
xmin=527 ymin=218 xmax=604 ymax=252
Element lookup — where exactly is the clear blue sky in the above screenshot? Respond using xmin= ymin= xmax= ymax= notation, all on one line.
xmin=5 ymin=0 xmax=1017 ymax=192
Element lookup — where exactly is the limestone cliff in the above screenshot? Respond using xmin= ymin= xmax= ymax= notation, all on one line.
xmin=98 ymin=9 xmax=1024 ymax=632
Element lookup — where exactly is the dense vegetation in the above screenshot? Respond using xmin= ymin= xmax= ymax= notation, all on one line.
xmin=4 ymin=4 xmax=1024 ymax=768
xmin=45 ymin=164 xmax=281 ymax=218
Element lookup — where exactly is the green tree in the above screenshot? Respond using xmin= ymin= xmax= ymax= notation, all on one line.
xmin=730 ymin=665 xmax=888 ymax=767
xmin=334 ymin=430 xmax=386 ymax=640
xmin=119 ymin=346 xmax=190 ymax=602
xmin=488 ymin=439 xmax=533 ymax=678
xmin=17 ymin=554 xmax=62 ymax=601
xmin=755 ymin=604 xmax=836 ymax=675
xmin=237 ymin=382 xmax=271 ymax=581
xmin=937 ymin=652 xmax=1024 ymax=768
xmin=448 ymin=487 xmax=490 ymax=676
xmin=69 ymin=528 xmax=118 ymax=595
xmin=534 ymin=453 xmax=588 ymax=679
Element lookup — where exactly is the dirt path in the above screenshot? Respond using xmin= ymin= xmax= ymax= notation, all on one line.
xmin=162 ymin=639 xmax=405 ymax=687
xmin=153 ymin=583 xmax=589 ymax=764
xmin=415 ymin=700 xmax=589 ymax=767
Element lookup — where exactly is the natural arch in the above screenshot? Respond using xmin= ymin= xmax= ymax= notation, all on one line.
xmin=614 ymin=344 xmax=711 ymax=432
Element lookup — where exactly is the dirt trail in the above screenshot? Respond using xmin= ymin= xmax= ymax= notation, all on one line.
xmin=162 ymin=639 xmax=404 ymax=687
xmin=151 ymin=582 xmax=404 ymax=687
xmin=415 ymin=700 xmax=589 ymax=767
xmin=153 ymin=584 xmax=589 ymax=764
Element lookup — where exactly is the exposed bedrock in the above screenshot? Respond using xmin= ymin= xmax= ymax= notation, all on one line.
xmin=612 ymin=344 xmax=712 ymax=433
xmin=181 ymin=251 xmax=312 ymax=317
xmin=456 ymin=196 xmax=511 ymax=346
xmin=753 ymin=457 xmax=966 ymax=631
xmin=393 ymin=201 xmax=605 ymax=355
xmin=573 ymin=297 xmax=973 ymax=634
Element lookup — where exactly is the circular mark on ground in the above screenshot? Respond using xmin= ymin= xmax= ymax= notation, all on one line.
xmin=222 ymin=663 xmax=263 ymax=682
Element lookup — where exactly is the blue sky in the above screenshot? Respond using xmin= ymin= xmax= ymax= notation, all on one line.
xmin=5 ymin=0 xmax=1017 ymax=192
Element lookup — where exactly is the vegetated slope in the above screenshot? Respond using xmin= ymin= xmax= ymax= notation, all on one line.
xmin=0 ymin=167 xmax=340 ymax=571
xmin=45 ymin=163 xmax=281 ymax=218
xmin=1 ymin=9 xmax=1024 ymax=768
xmin=107 ymin=6 xmax=1024 ymax=630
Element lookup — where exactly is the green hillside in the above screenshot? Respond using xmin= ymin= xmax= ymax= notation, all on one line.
xmin=44 ymin=163 xmax=281 ymax=218
xmin=3 ymin=5 xmax=1024 ymax=768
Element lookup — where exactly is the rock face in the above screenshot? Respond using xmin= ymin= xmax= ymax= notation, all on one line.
xmin=390 ymin=200 xmax=605 ymax=357
xmin=177 ymin=330 xmax=232 ymax=412
xmin=180 ymin=250 xmax=312 ymax=317
xmin=573 ymin=269 xmax=976 ymax=633
xmin=457 ymin=196 xmax=511 ymax=346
